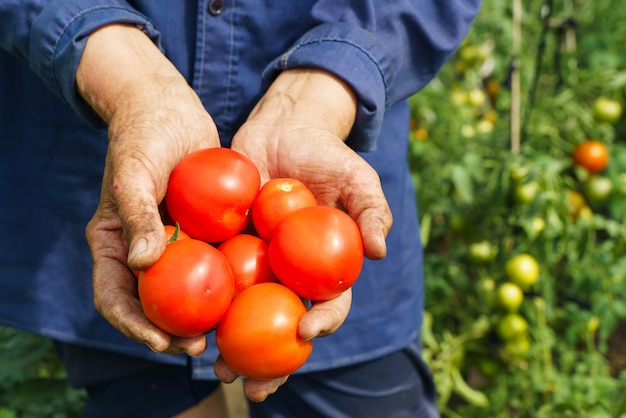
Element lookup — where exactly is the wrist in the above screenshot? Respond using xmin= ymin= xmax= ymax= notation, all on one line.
xmin=249 ymin=68 xmax=357 ymax=140
xmin=76 ymin=24 xmax=188 ymax=124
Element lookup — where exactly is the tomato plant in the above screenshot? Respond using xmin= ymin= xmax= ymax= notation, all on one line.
xmin=406 ymin=1 xmax=626 ymax=417
xmin=215 ymin=282 xmax=312 ymax=379
xmin=165 ymin=147 xmax=260 ymax=243
xmin=218 ymin=234 xmax=277 ymax=297
xmin=251 ymin=178 xmax=317 ymax=242
xmin=138 ymin=239 xmax=234 ymax=337
xmin=572 ymin=140 xmax=609 ymax=173
xmin=268 ymin=206 xmax=364 ymax=301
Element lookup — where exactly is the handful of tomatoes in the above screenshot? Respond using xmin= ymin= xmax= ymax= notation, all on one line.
xmin=136 ymin=147 xmax=364 ymax=379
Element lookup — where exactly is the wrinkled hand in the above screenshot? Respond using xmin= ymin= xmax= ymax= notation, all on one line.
xmin=79 ymin=24 xmax=219 ymax=355
xmin=217 ymin=69 xmax=393 ymax=401
xmin=233 ymin=69 xmax=392 ymax=260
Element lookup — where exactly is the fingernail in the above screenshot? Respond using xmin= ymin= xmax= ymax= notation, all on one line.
xmin=146 ymin=343 xmax=160 ymax=353
xmin=128 ymin=237 xmax=148 ymax=262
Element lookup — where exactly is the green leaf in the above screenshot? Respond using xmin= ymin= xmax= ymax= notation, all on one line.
xmin=450 ymin=164 xmax=473 ymax=203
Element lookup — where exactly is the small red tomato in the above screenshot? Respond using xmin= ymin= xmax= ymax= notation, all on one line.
xmin=268 ymin=206 xmax=364 ymax=301
xmin=138 ymin=239 xmax=234 ymax=337
xmin=215 ymin=282 xmax=312 ymax=379
xmin=165 ymin=148 xmax=261 ymax=243
xmin=572 ymin=140 xmax=609 ymax=173
xmin=218 ymin=234 xmax=277 ymax=297
xmin=251 ymin=178 xmax=317 ymax=242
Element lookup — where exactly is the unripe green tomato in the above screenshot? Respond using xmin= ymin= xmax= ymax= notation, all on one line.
xmin=496 ymin=282 xmax=524 ymax=311
xmin=468 ymin=88 xmax=486 ymax=107
xmin=497 ymin=313 xmax=528 ymax=341
xmin=503 ymin=334 xmax=531 ymax=358
xmin=577 ymin=206 xmax=594 ymax=221
xmin=458 ymin=44 xmax=481 ymax=63
xmin=505 ymin=254 xmax=540 ymax=288
xmin=468 ymin=241 xmax=498 ymax=264
xmin=480 ymin=277 xmax=496 ymax=293
xmin=461 ymin=124 xmax=476 ymax=138
xmin=593 ymin=97 xmax=622 ymax=124
xmin=476 ymin=120 xmax=494 ymax=134
xmin=583 ymin=175 xmax=613 ymax=204
xmin=479 ymin=277 xmax=497 ymax=307
xmin=510 ymin=164 xmax=529 ymax=183
xmin=449 ymin=213 xmax=467 ymax=232
xmin=450 ymin=90 xmax=469 ymax=106
xmin=528 ymin=217 xmax=546 ymax=238
xmin=513 ymin=181 xmax=540 ymax=205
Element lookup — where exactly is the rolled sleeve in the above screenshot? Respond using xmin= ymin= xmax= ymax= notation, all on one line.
xmin=263 ymin=23 xmax=390 ymax=152
xmin=28 ymin=0 xmax=161 ymax=127
xmin=263 ymin=1 xmax=482 ymax=152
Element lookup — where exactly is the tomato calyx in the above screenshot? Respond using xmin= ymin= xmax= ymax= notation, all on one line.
xmin=166 ymin=223 xmax=182 ymax=244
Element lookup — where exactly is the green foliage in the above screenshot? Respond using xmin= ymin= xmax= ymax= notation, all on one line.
xmin=0 ymin=327 xmax=85 ymax=417
xmin=411 ymin=0 xmax=626 ymax=416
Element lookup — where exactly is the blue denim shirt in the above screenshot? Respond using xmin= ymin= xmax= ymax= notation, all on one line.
xmin=0 ymin=1 xmax=480 ymax=379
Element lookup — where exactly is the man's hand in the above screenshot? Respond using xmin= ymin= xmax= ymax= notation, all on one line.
xmin=220 ymin=68 xmax=393 ymax=400
xmin=233 ymin=69 xmax=392 ymax=259
xmin=78 ymin=24 xmax=220 ymax=355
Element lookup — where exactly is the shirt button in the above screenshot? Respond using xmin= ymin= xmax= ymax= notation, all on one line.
xmin=208 ymin=0 xmax=225 ymax=15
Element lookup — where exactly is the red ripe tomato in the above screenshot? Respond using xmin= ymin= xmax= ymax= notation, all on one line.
xmin=215 ymin=282 xmax=312 ymax=379
xmin=165 ymin=148 xmax=261 ymax=243
xmin=138 ymin=239 xmax=234 ymax=337
xmin=251 ymin=178 xmax=317 ymax=242
xmin=573 ymin=140 xmax=609 ymax=173
xmin=268 ymin=206 xmax=364 ymax=301
xmin=218 ymin=234 xmax=277 ymax=297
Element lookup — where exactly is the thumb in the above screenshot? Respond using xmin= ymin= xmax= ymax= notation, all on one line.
xmin=126 ymin=206 xmax=166 ymax=270
xmin=104 ymin=158 xmax=167 ymax=271
xmin=298 ymin=288 xmax=352 ymax=340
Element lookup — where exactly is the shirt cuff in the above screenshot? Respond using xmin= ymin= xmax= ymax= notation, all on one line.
xmin=29 ymin=0 xmax=162 ymax=128
xmin=262 ymin=23 xmax=392 ymax=152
